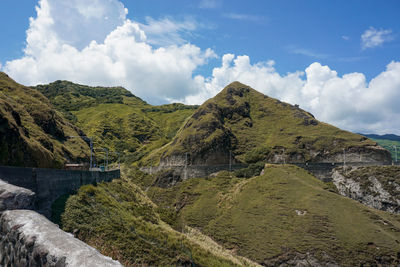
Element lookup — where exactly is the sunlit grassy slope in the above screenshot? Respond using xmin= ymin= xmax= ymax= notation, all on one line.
xmin=0 ymin=72 xmax=89 ymax=167
xmin=154 ymin=82 xmax=384 ymax=165
xmin=148 ymin=165 xmax=400 ymax=266
xmin=61 ymin=171 xmax=260 ymax=267
xmin=34 ymin=81 xmax=198 ymax=165
xmin=369 ymin=138 xmax=400 ymax=162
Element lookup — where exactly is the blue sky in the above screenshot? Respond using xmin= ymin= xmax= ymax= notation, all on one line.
xmin=1 ymin=0 xmax=399 ymax=79
xmin=0 ymin=0 xmax=400 ymax=134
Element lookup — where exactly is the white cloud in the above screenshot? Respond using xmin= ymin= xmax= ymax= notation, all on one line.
xmin=1 ymin=0 xmax=400 ymax=134
xmin=287 ymin=46 xmax=329 ymax=59
xmin=361 ymin=27 xmax=393 ymax=50
xmin=341 ymin=35 xmax=350 ymax=40
xmin=178 ymin=55 xmax=400 ymax=134
xmin=139 ymin=16 xmax=199 ymax=46
xmin=2 ymin=0 xmax=216 ymax=104
xmin=199 ymin=0 xmax=222 ymax=9
xmin=222 ymin=13 xmax=266 ymax=23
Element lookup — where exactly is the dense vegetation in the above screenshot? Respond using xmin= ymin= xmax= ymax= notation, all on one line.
xmin=0 ymin=72 xmax=89 ymax=168
xmin=61 ymin=170 xmax=260 ymax=267
xmin=148 ymin=165 xmax=400 ymax=266
xmin=34 ymin=80 xmax=198 ymax=166
xmin=151 ymin=82 xmax=383 ymax=167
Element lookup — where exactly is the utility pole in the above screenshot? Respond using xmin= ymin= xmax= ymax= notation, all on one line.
xmin=229 ymin=151 xmax=232 ymax=172
xmin=283 ymin=149 xmax=286 ymax=164
xmin=394 ymin=146 xmax=398 ymax=163
xmin=343 ymin=148 xmax=346 ymax=169
xmin=89 ymin=139 xmax=93 ymax=170
xmin=103 ymin=148 xmax=108 ymax=171
xmin=68 ymin=136 xmax=93 ymax=170
xmin=117 ymin=152 xmax=120 ymax=169
xmin=185 ymin=152 xmax=188 ymax=180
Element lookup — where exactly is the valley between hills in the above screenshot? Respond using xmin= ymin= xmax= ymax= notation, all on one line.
xmin=1 ymin=71 xmax=400 ymax=266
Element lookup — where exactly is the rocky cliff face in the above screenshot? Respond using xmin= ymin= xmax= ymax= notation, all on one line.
xmin=332 ymin=166 xmax=400 ymax=213
xmin=156 ymin=81 xmax=391 ymax=167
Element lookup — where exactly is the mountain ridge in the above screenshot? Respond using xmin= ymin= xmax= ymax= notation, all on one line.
xmin=149 ymin=81 xmax=390 ymax=167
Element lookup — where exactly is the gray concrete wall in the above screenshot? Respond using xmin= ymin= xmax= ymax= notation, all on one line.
xmin=142 ymin=162 xmax=392 ymax=183
xmin=293 ymin=161 xmax=390 ymax=182
xmin=0 ymin=210 xmax=122 ymax=267
xmin=141 ymin=164 xmax=247 ymax=179
xmin=0 ymin=166 xmax=120 ymax=217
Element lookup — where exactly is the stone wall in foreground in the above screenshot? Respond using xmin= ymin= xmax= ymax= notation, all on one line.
xmin=0 ymin=210 xmax=122 ymax=267
xmin=0 ymin=166 xmax=120 ymax=217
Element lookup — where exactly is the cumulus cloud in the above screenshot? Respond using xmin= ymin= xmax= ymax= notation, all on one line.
xmin=2 ymin=0 xmax=216 ymax=104
xmin=1 ymin=0 xmax=399 ymax=134
xmin=179 ymin=55 xmax=400 ymax=134
xmin=361 ymin=27 xmax=394 ymax=50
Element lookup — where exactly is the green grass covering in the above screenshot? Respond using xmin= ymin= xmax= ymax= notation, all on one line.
xmin=369 ymin=138 xmax=400 ymax=162
xmin=0 ymin=72 xmax=90 ymax=167
xmin=156 ymin=82 xmax=383 ymax=165
xmin=148 ymin=165 xmax=400 ymax=265
xmin=61 ymin=173 xmax=260 ymax=266
xmin=51 ymin=193 xmax=73 ymax=227
xmin=34 ymin=80 xmax=197 ymax=165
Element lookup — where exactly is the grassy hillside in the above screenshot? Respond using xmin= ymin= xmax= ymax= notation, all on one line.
xmin=148 ymin=165 xmax=400 ymax=266
xmin=152 ymin=82 xmax=387 ymax=166
xmin=34 ymin=81 xmax=197 ymax=165
xmin=61 ymin=171 xmax=260 ymax=267
xmin=0 ymin=72 xmax=89 ymax=168
xmin=365 ymin=137 xmax=400 ymax=162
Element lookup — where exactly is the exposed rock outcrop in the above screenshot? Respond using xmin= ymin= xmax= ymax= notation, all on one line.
xmin=0 ymin=179 xmax=35 ymax=211
xmin=332 ymin=166 xmax=400 ymax=213
xmin=264 ymin=251 xmax=339 ymax=267
xmin=0 ymin=210 xmax=122 ymax=267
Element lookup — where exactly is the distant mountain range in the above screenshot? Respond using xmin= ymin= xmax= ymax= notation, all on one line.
xmin=360 ymin=133 xmax=400 ymax=142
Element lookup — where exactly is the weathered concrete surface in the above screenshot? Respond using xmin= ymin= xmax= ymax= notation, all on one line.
xmin=0 ymin=166 xmax=120 ymax=217
xmin=0 ymin=179 xmax=35 ymax=211
xmin=140 ymin=164 xmax=247 ymax=181
xmin=0 ymin=210 xmax=122 ymax=267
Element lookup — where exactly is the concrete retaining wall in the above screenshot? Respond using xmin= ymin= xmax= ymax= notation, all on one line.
xmin=293 ymin=161 xmax=390 ymax=182
xmin=0 ymin=166 xmax=120 ymax=217
xmin=0 ymin=210 xmax=122 ymax=267
xmin=141 ymin=164 xmax=247 ymax=179
xmin=142 ymin=162 xmax=392 ymax=182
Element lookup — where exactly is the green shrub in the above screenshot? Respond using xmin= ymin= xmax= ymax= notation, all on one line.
xmin=234 ymin=162 xmax=265 ymax=178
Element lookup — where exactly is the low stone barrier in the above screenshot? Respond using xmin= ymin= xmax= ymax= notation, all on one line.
xmin=0 ymin=166 xmax=120 ymax=217
xmin=0 ymin=180 xmax=36 ymax=211
xmin=0 ymin=210 xmax=122 ymax=267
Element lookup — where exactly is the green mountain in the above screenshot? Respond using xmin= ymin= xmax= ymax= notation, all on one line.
xmin=148 ymin=165 xmax=400 ymax=266
xmin=0 ymin=72 xmax=89 ymax=168
xmin=152 ymin=82 xmax=390 ymax=166
xmin=360 ymin=134 xmax=400 ymax=162
xmin=34 ymin=81 xmax=198 ymax=166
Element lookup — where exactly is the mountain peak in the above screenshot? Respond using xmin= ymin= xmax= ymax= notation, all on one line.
xmin=220 ymin=81 xmax=252 ymax=96
xmin=153 ymin=82 xmax=389 ymax=166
